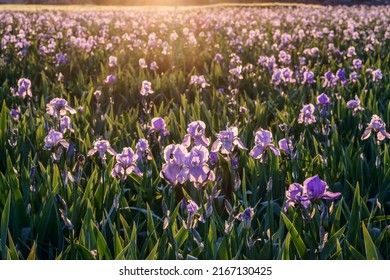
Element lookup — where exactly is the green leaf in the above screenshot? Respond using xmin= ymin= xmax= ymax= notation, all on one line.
xmin=279 ymin=233 xmax=291 ymax=260
xmin=347 ymin=183 xmax=361 ymax=247
xmin=331 ymin=199 xmax=343 ymax=235
xmin=74 ymin=243 xmax=96 ymax=260
xmin=345 ymin=240 xmax=365 ymax=260
xmin=1 ymin=192 xmax=11 ymax=259
xmin=280 ymin=212 xmax=308 ymax=259
xmin=217 ymin=236 xmax=230 ymax=260
xmin=91 ymin=221 xmax=112 ymax=260
xmin=114 ymin=230 xmax=123 ymax=259
xmin=7 ymin=231 xmax=19 ymax=260
xmin=321 ymin=225 xmax=346 ymax=260
xmin=207 ymin=218 xmax=217 ymax=258
xmin=146 ymin=204 xmax=158 ymax=242
xmin=27 ymin=242 xmax=37 ymax=260
xmin=0 ymin=101 xmax=7 ymax=139
xmin=174 ymin=227 xmax=188 ymax=249
xmin=145 ymin=242 xmax=159 ymax=260
xmin=362 ymin=222 xmax=381 ymax=260
xmin=329 ymin=239 xmax=343 ymax=260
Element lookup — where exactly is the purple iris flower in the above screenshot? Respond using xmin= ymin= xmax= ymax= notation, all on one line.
xmin=211 ymin=126 xmax=246 ymax=155
xmin=372 ymin=69 xmax=383 ymax=82
xmin=46 ymin=98 xmax=76 ymax=117
xmin=302 ymin=70 xmax=315 ymax=85
xmin=284 ymin=183 xmax=310 ymax=212
xmin=271 ymin=68 xmax=282 ymax=85
xmin=160 ymin=144 xmax=188 ymax=186
xmin=349 ymin=71 xmax=359 ymax=83
xmin=361 ymin=114 xmax=390 ymax=142
xmin=104 ymin=74 xmax=116 ymax=85
xmin=214 ymin=53 xmax=224 ymax=63
xmin=111 ymin=147 xmax=142 ymax=179
xmin=278 ymin=50 xmax=291 ymax=65
xmin=139 ymin=58 xmax=147 ymax=69
xmin=257 ymin=56 xmax=268 ymax=67
xmin=136 ymin=138 xmax=152 ymax=161
xmin=352 ymin=59 xmax=362 ymax=70
xmin=109 ymin=55 xmax=117 ymax=67
xmin=11 ymin=108 xmax=20 ymax=122
xmin=150 ymin=117 xmax=169 ymax=136
xmin=43 ymin=130 xmax=69 ymax=150
xmin=347 ymin=46 xmax=356 ymax=57
xmin=278 ymin=138 xmax=293 ymax=156
xmin=60 ymin=116 xmax=74 ymax=134
xmin=317 ymin=93 xmax=332 ymax=106
xmin=182 ymin=121 xmax=210 ymax=148
xmin=180 ymin=145 xmax=215 ymax=187
xmin=346 ymin=95 xmax=364 ymax=115
xmin=336 ymin=69 xmax=347 ymax=85
xmin=322 ymin=71 xmax=337 ymax=87
xmin=298 ymin=104 xmax=316 ymax=126
xmin=187 ymin=200 xmax=200 ymax=216
xmin=249 ymin=129 xmax=280 ymax=161
xmin=150 ymin=61 xmax=159 ymax=71
xmin=55 ymin=53 xmax=68 ymax=65
xmin=140 ymin=80 xmax=154 ymax=96
xmin=15 ymin=78 xmax=32 ymax=98
xmin=280 ymin=67 xmax=296 ymax=83
xmin=236 ymin=207 xmax=254 ymax=230
xmin=297 ymin=175 xmax=341 ymax=202
xmin=87 ymin=139 xmax=117 ymax=160
xmin=229 ymin=66 xmax=243 ymax=80
xmin=190 ymin=75 xmax=210 ymax=89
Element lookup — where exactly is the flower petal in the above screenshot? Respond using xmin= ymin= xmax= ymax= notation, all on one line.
xmin=322 ymin=191 xmax=342 ymax=200
xmin=269 ymin=145 xmax=280 ymax=156
xmin=211 ymin=139 xmax=222 ymax=153
xmin=249 ymin=146 xmax=263 ymax=159
xmin=87 ymin=148 xmax=97 ymax=157
xmin=233 ymin=138 xmax=247 ymax=150
xmin=361 ymin=128 xmax=372 ymax=140
xmin=182 ymin=134 xmax=191 ymax=148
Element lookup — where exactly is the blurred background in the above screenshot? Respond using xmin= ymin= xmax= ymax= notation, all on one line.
xmin=1 ymin=0 xmax=389 ymax=5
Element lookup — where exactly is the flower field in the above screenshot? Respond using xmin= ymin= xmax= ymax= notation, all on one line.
xmin=0 ymin=4 xmax=389 ymax=260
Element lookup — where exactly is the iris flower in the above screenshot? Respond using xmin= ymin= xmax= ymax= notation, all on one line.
xmin=211 ymin=126 xmax=246 ymax=155
xmin=361 ymin=114 xmax=390 ymax=142
xmin=249 ymin=129 xmax=280 ymax=161
xmin=87 ymin=139 xmax=117 ymax=160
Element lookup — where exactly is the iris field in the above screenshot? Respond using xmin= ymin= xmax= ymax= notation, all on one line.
xmin=0 ymin=4 xmax=389 ymax=260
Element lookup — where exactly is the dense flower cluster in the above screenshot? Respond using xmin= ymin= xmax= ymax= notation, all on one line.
xmin=5 ymin=5 xmax=390 ymax=260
